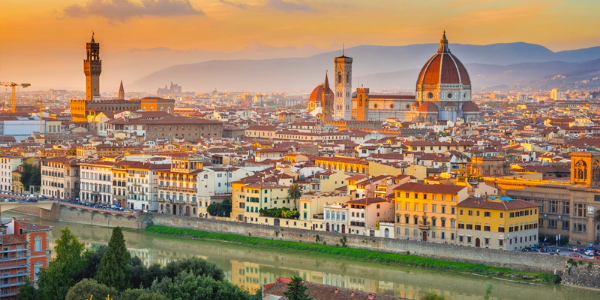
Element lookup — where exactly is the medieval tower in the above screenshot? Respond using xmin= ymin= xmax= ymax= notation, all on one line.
xmin=334 ymin=51 xmax=352 ymax=120
xmin=84 ymin=32 xmax=101 ymax=101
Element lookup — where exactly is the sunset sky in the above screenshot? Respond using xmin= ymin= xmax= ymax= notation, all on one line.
xmin=0 ymin=0 xmax=599 ymax=90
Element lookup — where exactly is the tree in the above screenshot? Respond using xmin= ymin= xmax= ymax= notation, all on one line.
xmin=65 ymin=279 xmax=116 ymax=300
xmin=283 ymin=276 xmax=312 ymax=300
xmin=164 ymin=271 xmax=252 ymax=300
xmin=37 ymin=226 xmax=87 ymax=300
xmin=423 ymin=291 xmax=445 ymax=300
xmin=207 ymin=199 xmax=232 ymax=217
xmin=16 ymin=277 xmax=40 ymax=300
xmin=78 ymin=245 xmax=108 ymax=280
xmin=96 ymin=227 xmax=131 ymax=291
xmin=287 ymin=184 xmax=302 ymax=210
xmin=161 ymin=257 xmax=224 ymax=282
xmin=119 ymin=289 xmax=168 ymax=300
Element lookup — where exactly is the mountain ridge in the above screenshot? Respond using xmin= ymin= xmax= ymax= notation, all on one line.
xmin=131 ymin=43 xmax=600 ymax=93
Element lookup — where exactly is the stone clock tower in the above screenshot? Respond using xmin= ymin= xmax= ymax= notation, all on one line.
xmin=334 ymin=51 xmax=352 ymax=120
xmin=84 ymin=32 xmax=101 ymax=101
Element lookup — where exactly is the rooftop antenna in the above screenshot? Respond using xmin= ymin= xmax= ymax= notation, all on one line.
xmin=343 ymin=43 xmax=344 ymax=56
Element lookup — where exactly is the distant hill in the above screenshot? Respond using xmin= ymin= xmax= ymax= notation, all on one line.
xmin=131 ymin=43 xmax=600 ymax=92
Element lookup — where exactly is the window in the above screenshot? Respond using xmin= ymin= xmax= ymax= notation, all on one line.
xmin=459 ymin=236 xmax=464 ymax=242
xmin=576 ymin=203 xmax=586 ymax=217
xmin=459 ymin=209 xmax=464 ymax=216
xmin=468 ymin=210 xmax=472 ymax=216
xmin=441 ymin=206 xmax=446 ymax=214
xmin=484 ymin=225 xmax=490 ymax=231
xmin=484 ymin=211 xmax=490 ymax=217
xmin=499 ymin=212 xmax=504 ymax=218
xmin=476 ymin=211 xmax=480 ymax=217
xmin=432 ymin=205 xmax=436 ymax=213
xmin=563 ymin=202 xmax=570 ymax=215
xmin=499 ymin=239 xmax=504 ymax=246
xmin=466 ymin=224 xmax=473 ymax=230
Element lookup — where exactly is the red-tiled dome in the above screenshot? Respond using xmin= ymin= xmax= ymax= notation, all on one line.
xmin=444 ymin=102 xmax=457 ymax=107
xmin=309 ymin=84 xmax=333 ymax=105
xmin=416 ymin=33 xmax=471 ymax=86
xmin=462 ymin=101 xmax=480 ymax=112
xmin=419 ymin=101 xmax=438 ymax=113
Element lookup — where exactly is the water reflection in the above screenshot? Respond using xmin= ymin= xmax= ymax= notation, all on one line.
xmin=10 ymin=213 xmax=600 ymax=300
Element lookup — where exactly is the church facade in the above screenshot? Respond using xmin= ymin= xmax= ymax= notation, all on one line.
xmin=308 ymin=32 xmax=482 ymax=124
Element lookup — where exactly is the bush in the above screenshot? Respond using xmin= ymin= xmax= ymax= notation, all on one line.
xmin=65 ymin=279 xmax=116 ymax=300
xmin=259 ymin=207 xmax=299 ymax=219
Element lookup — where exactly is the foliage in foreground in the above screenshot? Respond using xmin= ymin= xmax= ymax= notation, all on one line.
xmin=145 ymin=225 xmax=560 ymax=283
xmin=283 ymin=276 xmax=312 ymax=300
xmin=18 ymin=226 xmax=258 ymax=300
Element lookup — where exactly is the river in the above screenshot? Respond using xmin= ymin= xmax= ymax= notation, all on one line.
xmin=7 ymin=212 xmax=600 ymax=299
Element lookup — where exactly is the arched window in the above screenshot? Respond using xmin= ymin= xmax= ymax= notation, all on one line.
xmin=337 ymin=72 xmax=342 ymax=84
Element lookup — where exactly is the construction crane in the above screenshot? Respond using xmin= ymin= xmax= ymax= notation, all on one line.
xmin=0 ymin=82 xmax=31 ymax=113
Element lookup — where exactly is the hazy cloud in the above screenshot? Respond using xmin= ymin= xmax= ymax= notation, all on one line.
xmin=268 ymin=0 xmax=312 ymax=12
xmin=220 ymin=0 xmax=248 ymax=9
xmin=63 ymin=0 xmax=204 ymax=22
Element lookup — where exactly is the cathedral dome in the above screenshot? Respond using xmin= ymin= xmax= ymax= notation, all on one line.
xmin=416 ymin=32 xmax=471 ymax=87
xmin=419 ymin=101 xmax=438 ymax=113
xmin=462 ymin=101 xmax=480 ymax=112
xmin=308 ymin=82 xmax=333 ymax=112
xmin=309 ymin=84 xmax=333 ymax=104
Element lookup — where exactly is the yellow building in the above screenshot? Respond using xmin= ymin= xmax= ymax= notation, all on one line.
xmin=243 ymin=182 xmax=291 ymax=224
xmin=457 ymin=196 xmax=540 ymax=250
xmin=393 ymin=183 xmax=468 ymax=242
xmin=314 ymin=156 xmax=369 ymax=174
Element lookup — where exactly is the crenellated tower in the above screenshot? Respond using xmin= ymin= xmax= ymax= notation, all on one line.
xmin=84 ymin=31 xmax=102 ymax=101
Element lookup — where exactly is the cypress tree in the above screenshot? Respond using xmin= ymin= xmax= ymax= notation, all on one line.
xmin=96 ymin=226 xmax=131 ymax=291
xmin=283 ymin=276 xmax=312 ymax=300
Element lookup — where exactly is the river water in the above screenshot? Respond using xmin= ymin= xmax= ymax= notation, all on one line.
xmin=7 ymin=212 xmax=600 ymax=299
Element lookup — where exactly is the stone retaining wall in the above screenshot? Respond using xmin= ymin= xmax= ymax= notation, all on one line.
xmin=150 ymin=213 xmax=567 ymax=274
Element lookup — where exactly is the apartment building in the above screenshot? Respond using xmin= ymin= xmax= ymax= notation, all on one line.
xmin=197 ymin=167 xmax=254 ymax=217
xmin=40 ymin=157 xmax=80 ymax=200
xmin=79 ymin=161 xmax=114 ymax=204
xmin=126 ymin=162 xmax=163 ymax=211
xmin=244 ymin=182 xmax=291 ymax=224
xmin=157 ymin=155 xmax=203 ymax=217
xmin=393 ymin=183 xmax=468 ymax=242
xmin=1 ymin=217 xmax=51 ymax=299
xmin=457 ymin=196 xmax=540 ymax=250
xmin=0 ymin=157 xmax=23 ymax=193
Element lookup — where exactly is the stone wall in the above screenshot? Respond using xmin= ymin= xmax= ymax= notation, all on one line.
xmin=562 ymin=260 xmax=600 ymax=289
xmin=10 ymin=205 xmax=576 ymax=278
xmin=11 ymin=204 xmax=149 ymax=229
xmin=150 ymin=213 xmax=567 ymax=274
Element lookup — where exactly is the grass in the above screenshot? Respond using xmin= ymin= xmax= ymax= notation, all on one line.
xmin=145 ymin=225 xmax=560 ymax=284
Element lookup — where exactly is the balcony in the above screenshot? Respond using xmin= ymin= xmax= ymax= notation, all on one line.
xmin=418 ymin=223 xmax=430 ymax=230
xmin=158 ymin=185 xmax=196 ymax=192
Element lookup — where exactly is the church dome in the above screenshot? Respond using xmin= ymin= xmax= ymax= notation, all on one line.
xmin=416 ymin=32 xmax=471 ymax=87
xmin=462 ymin=101 xmax=480 ymax=112
xmin=309 ymin=84 xmax=333 ymax=105
xmin=419 ymin=101 xmax=438 ymax=113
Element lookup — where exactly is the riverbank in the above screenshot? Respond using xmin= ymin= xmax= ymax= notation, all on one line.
xmin=145 ymin=225 xmax=561 ymax=284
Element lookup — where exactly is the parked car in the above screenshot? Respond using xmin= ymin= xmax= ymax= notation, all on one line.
xmin=522 ymin=247 xmax=531 ymax=252
xmin=569 ymin=253 xmax=583 ymax=258
xmin=595 ymin=256 xmax=600 ymax=260
xmin=570 ymin=246 xmax=578 ymax=252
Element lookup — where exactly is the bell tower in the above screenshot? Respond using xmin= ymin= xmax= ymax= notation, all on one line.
xmin=334 ymin=48 xmax=352 ymax=120
xmin=84 ymin=31 xmax=101 ymax=101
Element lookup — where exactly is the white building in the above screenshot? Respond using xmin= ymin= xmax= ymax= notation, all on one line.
xmin=324 ymin=202 xmax=349 ymax=233
xmin=79 ymin=161 xmax=114 ymax=205
xmin=197 ymin=167 xmax=255 ymax=216
xmin=126 ymin=162 xmax=162 ymax=211
xmin=0 ymin=156 xmax=23 ymax=193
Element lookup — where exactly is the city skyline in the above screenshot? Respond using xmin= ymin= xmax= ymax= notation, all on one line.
xmin=1 ymin=0 xmax=599 ymax=91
